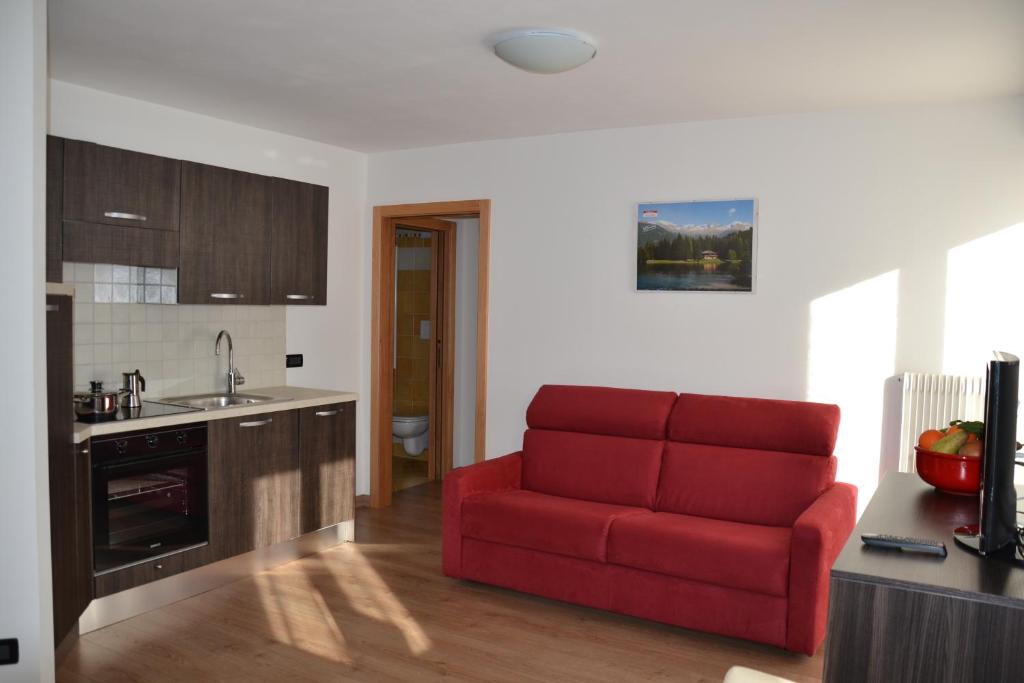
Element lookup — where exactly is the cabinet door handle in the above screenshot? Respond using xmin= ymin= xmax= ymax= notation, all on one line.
xmin=46 ymin=304 xmax=59 ymax=312
xmin=210 ymin=293 xmax=243 ymax=300
xmin=104 ymin=211 xmax=147 ymax=221
xmin=315 ymin=409 xmax=339 ymax=417
xmin=239 ymin=418 xmax=272 ymax=428
xmin=285 ymin=294 xmax=313 ymax=301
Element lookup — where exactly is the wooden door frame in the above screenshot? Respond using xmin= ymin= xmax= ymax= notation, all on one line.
xmin=370 ymin=200 xmax=491 ymax=507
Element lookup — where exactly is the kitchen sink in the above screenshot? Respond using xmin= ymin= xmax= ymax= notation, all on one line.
xmin=160 ymin=393 xmax=279 ymax=410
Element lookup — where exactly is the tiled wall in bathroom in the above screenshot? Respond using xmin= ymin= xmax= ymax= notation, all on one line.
xmin=67 ymin=262 xmax=286 ymax=399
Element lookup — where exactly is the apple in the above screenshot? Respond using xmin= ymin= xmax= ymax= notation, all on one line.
xmin=959 ymin=441 xmax=983 ymax=458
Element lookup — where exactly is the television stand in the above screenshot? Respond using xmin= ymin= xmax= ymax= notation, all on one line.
xmin=823 ymin=473 xmax=1024 ymax=683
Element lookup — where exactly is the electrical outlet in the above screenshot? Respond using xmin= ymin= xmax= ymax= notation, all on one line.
xmin=0 ymin=639 xmax=19 ymax=665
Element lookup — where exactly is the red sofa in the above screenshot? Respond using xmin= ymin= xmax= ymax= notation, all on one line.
xmin=442 ymin=385 xmax=857 ymax=655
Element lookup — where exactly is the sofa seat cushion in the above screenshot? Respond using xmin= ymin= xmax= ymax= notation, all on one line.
xmin=607 ymin=512 xmax=792 ymax=597
xmin=462 ymin=489 xmax=650 ymax=562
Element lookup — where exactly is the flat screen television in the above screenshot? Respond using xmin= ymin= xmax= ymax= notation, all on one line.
xmin=953 ymin=351 xmax=1020 ymax=556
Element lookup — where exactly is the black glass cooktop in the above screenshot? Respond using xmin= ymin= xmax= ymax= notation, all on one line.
xmin=76 ymin=400 xmax=202 ymax=424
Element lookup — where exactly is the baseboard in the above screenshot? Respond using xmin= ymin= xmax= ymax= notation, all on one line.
xmin=79 ymin=519 xmax=354 ymax=634
xmin=355 ymin=494 xmax=370 ymax=508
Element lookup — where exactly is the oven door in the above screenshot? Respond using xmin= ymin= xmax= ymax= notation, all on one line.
xmin=92 ymin=449 xmax=208 ymax=574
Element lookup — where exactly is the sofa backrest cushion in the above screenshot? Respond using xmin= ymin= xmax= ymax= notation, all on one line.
xmin=523 ymin=430 xmax=664 ymax=508
xmin=667 ymin=393 xmax=840 ymax=456
xmin=526 ymin=384 xmax=677 ymax=440
xmin=521 ymin=385 xmax=677 ymax=508
xmin=656 ymin=442 xmax=838 ymax=526
xmin=658 ymin=393 xmax=840 ymax=526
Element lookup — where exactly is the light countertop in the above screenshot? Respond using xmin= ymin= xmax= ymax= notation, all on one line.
xmin=73 ymin=385 xmax=357 ymax=443
xmin=47 ymin=282 xmax=75 ymax=297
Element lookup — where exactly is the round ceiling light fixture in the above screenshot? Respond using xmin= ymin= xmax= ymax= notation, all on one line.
xmin=492 ymin=28 xmax=597 ymax=74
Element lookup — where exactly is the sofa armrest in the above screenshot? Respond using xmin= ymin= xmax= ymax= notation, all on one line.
xmin=442 ymin=452 xmax=523 ymax=578
xmin=785 ymin=482 xmax=857 ymax=655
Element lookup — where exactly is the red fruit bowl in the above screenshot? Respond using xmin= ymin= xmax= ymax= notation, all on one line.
xmin=915 ymin=446 xmax=981 ymax=496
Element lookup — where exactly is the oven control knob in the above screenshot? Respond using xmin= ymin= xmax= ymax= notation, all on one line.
xmin=115 ymin=440 xmax=128 ymax=454
xmin=145 ymin=434 xmax=159 ymax=449
xmin=176 ymin=432 xmax=186 ymax=445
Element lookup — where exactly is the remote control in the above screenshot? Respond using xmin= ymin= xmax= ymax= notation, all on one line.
xmin=861 ymin=533 xmax=947 ymax=557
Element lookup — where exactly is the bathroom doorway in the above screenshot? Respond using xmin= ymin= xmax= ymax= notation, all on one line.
xmin=370 ymin=200 xmax=491 ymax=507
xmin=391 ymin=217 xmax=454 ymax=492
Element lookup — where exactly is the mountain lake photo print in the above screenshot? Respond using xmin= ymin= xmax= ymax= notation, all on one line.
xmin=636 ymin=199 xmax=756 ymax=292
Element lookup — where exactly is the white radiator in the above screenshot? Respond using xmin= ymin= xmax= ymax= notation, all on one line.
xmin=898 ymin=372 xmax=985 ymax=472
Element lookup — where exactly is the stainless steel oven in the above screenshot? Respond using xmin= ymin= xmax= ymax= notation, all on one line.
xmin=91 ymin=424 xmax=208 ymax=574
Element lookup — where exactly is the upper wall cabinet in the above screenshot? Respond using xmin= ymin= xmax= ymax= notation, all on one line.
xmin=63 ymin=139 xmax=181 ymax=231
xmin=178 ymin=162 xmax=271 ymax=305
xmin=47 ymin=137 xmax=329 ymax=305
xmin=270 ymin=178 xmax=328 ymax=305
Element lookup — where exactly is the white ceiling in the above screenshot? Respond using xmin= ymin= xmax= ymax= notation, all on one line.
xmin=49 ymin=0 xmax=1024 ymax=152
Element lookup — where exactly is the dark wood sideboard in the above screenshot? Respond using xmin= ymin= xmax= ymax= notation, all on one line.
xmin=824 ymin=473 xmax=1024 ymax=682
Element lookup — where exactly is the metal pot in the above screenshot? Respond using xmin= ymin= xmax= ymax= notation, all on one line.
xmin=74 ymin=381 xmax=126 ymax=422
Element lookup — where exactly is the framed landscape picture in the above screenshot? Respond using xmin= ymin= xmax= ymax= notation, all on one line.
xmin=636 ymin=198 xmax=756 ymax=292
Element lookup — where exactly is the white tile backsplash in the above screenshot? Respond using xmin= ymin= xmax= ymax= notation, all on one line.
xmin=144 ymin=268 xmax=162 ymax=285
xmin=68 ymin=262 xmax=178 ymax=305
xmin=67 ymin=263 xmax=287 ymax=397
xmin=72 ymin=303 xmax=286 ymax=396
xmin=94 ymin=283 xmax=112 ymax=303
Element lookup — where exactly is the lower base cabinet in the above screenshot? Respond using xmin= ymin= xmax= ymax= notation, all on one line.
xmin=299 ymin=402 xmax=356 ymax=534
xmin=47 ymin=294 xmax=92 ymax=647
xmin=67 ymin=401 xmax=356 ymax=604
xmin=208 ymin=410 xmax=300 ymax=561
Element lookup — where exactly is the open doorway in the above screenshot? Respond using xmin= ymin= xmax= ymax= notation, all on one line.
xmin=391 ymin=217 xmax=455 ymax=492
xmin=371 ymin=200 xmax=490 ymax=507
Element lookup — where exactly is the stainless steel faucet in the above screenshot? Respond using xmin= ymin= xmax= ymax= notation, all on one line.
xmin=215 ymin=330 xmax=246 ymax=394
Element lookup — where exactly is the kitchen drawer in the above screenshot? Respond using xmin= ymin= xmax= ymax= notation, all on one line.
xmin=93 ymin=545 xmax=207 ymax=598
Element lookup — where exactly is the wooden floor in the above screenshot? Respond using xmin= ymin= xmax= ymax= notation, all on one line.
xmin=58 ymin=483 xmax=824 ymax=682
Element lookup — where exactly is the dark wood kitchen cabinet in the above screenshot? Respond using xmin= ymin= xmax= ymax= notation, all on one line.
xmin=63 ymin=138 xmax=181 ymax=231
xmin=46 ymin=137 xmax=64 ymax=282
xmin=61 ymin=221 xmax=178 ymax=268
xmin=48 ymin=135 xmax=181 ymax=273
xmin=46 ymin=294 xmax=92 ymax=649
xmin=178 ymin=162 xmax=271 ymax=304
xmin=208 ymin=411 xmax=299 ymax=560
xmin=298 ymin=402 xmax=355 ymax=533
xmin=270 ymin=178 xmax=328 ymax=305
xmin=46 ymin=137 xmax=331 ymax=304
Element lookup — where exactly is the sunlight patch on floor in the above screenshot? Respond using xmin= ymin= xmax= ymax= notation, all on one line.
xmin=334 ymin=544 xmax=433 ymax=655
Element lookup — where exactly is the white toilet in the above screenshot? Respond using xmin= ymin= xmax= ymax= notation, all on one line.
xmin=392 ymin=415 xmax=429 ymax=456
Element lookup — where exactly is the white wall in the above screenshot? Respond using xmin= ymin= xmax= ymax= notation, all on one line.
xmin=49 ymin=80 xmax=371 ymax=491
xmin=368 ymin=98 xmax=1024 ymax=505
xmin=453 ymin=218 xmax=478 ymax=468
xmin=0 ymin=0 xmax=53 ymax=680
